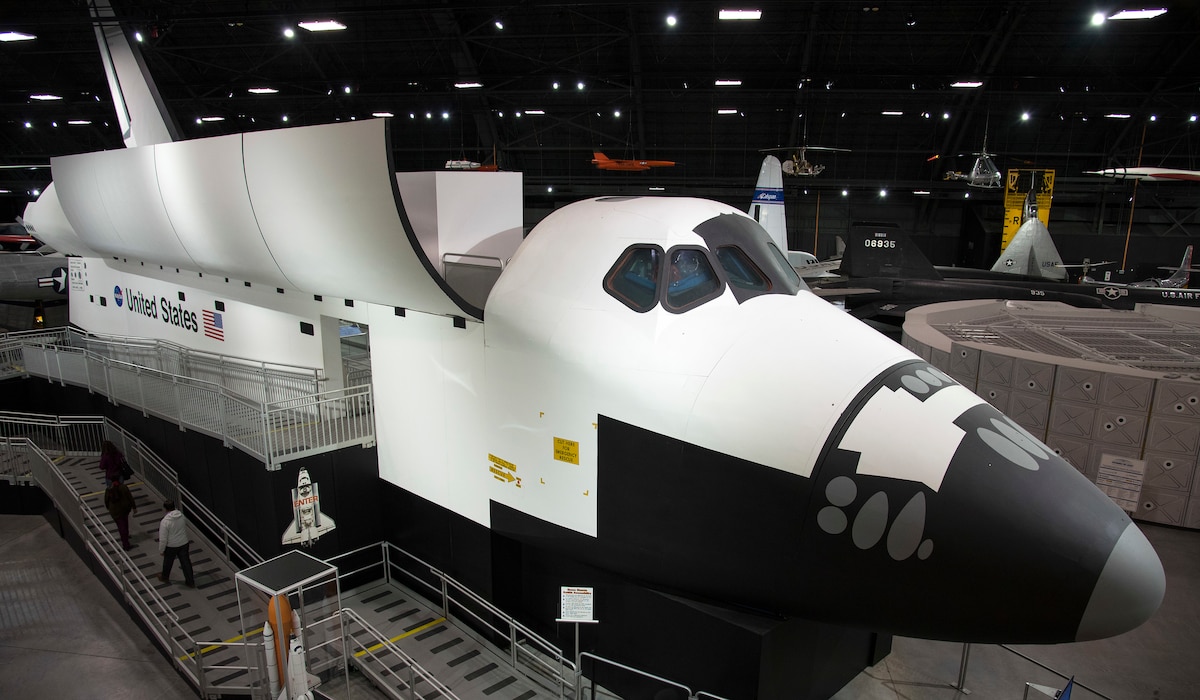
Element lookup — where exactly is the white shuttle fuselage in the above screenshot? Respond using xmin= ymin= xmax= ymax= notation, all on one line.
xmin=23 ymin=119 xmax=1164 ymax=646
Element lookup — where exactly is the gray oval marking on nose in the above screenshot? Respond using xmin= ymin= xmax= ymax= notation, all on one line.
xmin=901 ymin=375 xmax=930 ymax=394
xmin=994 ymin=418 xmax=1050 ymax=460
xmin=978 ymin=427 xmax=1040 ymax=471
xmin=852 ymin=491 xmax=889 ymax=550
xmin=887 ymin=492 xmax=926 ymax=561
xmin=825 ymin=476 xmax=857 ymax=507
xmin=918 ymin=539 xmax=934 ymax=560
xmin=916 ymin=368 xmax=943 ymax=387
xmin=817 ymin=506 xmax=848 ymax=535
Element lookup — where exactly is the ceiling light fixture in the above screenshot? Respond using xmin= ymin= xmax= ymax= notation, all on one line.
xmin=283 ymin=27 xmax=295 ymax=38
xmin=717 ymin=108 xmax=738 ymax=115
xmin=1021 ymin=112 xmax=1030 ymax=121
xmin=1104 ymin=113 xmax=1132 ymax=119
xmin=199 ymin=116 xmax=225 ymax=122
xmin=525 ymin=109 xmax=545 ymax=115
xmin=0 ymin=31 xmax=36 ymax=42
xmin=1108 ymin=8 xmax=1167 ymax=20
xmin=666 ymin=16 xmax=677 ymax=27
xmin=882 ymin=110 xmax=903 ymax=116
xmin=494 ymin=19 xmax=504 ymax=30
xmin=649 ymin=186 xmax=665 ymax=191
xmin=951 ymin=80 xmax=983 ymax=88
xmin=719 ymin=9 xmax=762 ymax=20
xmin=68 ymin=119 xmax=91 ymax=125
xmin=913 ymin=190 xmax=931 ymax=196
xmin=715 ymin=79 xmax=742 ymax=86
xmin=372 ymin=111 xmax=394 ymax=118
xmin=576 ymin=81 xmax=585 ymax=90
xmin=134 ymin=31 xmax=143 ymax=42
xmin=248 ymin=87 xmax=278 ymax=94
xmin=29 ymin=94 xmax=62 ymax=101
xmin=454 ymin=82 xmax=483 ymax=89
xmin=298 ymin=20 xmax=346 ymax=32
xmin=1091 ymin=12 xmax=1106 ymax=26
xmin=841 ymin=190 xmax=848 ymax=197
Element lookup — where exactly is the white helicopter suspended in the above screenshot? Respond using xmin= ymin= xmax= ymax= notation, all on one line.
xmin=934 ymin=118 xmax=1005 ymax=189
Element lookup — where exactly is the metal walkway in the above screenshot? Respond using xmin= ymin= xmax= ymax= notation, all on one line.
xmin=1 ymin=414 xmax=571 ymax=700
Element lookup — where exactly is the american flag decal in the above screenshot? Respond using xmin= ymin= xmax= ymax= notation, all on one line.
xmin=203 ymin=309 xmax=225 ymax=341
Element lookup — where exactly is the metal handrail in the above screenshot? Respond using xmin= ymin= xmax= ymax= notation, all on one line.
xmin=441 ymin=252 xmax=506 ymax=270
xmin=13 ymin=339 xmax=374 ymax=469
xmin=577 ymin=652 xmax=734 ymax=700
xmin=340 ymin=607 xmax=460 ymax=700
xmin=326 ymin=541 xmax=576 ymax=697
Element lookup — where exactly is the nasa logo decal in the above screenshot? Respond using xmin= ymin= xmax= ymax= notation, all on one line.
xmin=113 ymin=285 xmax=124 ymax=307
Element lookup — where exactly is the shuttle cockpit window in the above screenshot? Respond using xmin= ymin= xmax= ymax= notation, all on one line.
xmin=604 ymin=245 xmax=663 ymax=312
xmin=665 ymin=247 xmax=722 ymax=312
xmin=715 ymin=246 xmax=771 ymax=292
xmin=691 ymin=213 xmax=806 ymax=304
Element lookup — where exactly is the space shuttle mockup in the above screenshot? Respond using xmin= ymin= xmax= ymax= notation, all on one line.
xmin=24 ymin=118 xmax=1164 ymax=645
xmin=282 ymin=468 xmax=335 ymax=547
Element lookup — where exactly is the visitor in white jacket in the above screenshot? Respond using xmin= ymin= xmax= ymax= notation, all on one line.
xmin=157 ymin=500 xmax=195 ymax=587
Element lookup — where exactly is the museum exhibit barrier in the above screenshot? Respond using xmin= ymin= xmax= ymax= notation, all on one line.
xmin=0 ymin=326 xmax=326 ymax=404
xmin=338 ymin=607 xmax=460 ymax=700
xmin=14 ymin=431 xmax=265 ymax=696
xmin=2 ymin=335 xmax=374 ymax=470
xmin=576 ymin=652 xmax=732 ymax=700
xmin=328 ymin=541 xmax=577 ymax=698
xmin=64 ymin=327 xmax=325 ymax=405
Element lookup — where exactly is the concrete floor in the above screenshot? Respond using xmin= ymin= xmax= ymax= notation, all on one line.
xmin=1 ymin=510 xmax=1196 ymax=699
xmin=0 ymin=513 xmax=194 ymax=699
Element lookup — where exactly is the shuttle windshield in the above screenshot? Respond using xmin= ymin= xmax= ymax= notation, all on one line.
xmin=693 ymin=214 xmax=806 ymax=302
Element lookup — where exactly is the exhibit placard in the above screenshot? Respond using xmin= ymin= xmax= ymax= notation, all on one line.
xmin=1096 ymin=453 xmax=1146 ymax=512
xmin=557 ymin=586 xmax=597 ymax=623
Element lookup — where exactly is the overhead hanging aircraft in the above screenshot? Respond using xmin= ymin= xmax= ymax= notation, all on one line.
xmin=747 ymin=155 xmax=840 ymax=277
xmin=1086 ymin=166 xmax=1200 ymax=182
xmin=759 ymin=129 xmax=850 ymax=177
xmin=591 ymin=152 xmax=676 ymax=171
xmin=936 ymin=118 xmax=1005 ymax=189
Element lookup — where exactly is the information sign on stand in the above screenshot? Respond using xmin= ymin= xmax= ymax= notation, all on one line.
xmin=557 ymin=586 xmax=597 ymax=624
xmin=557 ymin=586 xmax=598 ymax=678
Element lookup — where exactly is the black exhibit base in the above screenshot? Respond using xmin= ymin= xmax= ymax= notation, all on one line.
xmin=485 ymin=527 xmax=890 ymax=700
xmin=564 ymin=578 xmax=889 ymax=700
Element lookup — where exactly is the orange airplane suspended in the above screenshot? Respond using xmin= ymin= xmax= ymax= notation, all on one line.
xmin=592 ymin=152 xmax=676 ymax=171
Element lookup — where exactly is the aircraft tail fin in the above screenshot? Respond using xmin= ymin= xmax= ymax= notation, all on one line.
xmin=90 ymin=0 xmax=179 ymax=147
xmin=592 ymin=152 xmax=611 ymax=164
xmin=1165 ymin=245 xmax=1193 ymax=288
xmin=748 ymin=156 xmax=787 ymax=252
xmin=841 ymin=222 xmax=942 ymax=280
xmin=991 ymin=218 xmax=1067 ymax=281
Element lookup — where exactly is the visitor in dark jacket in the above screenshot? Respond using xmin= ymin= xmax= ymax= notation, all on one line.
xmin=104 ymin=476 xmax=137 ymax=551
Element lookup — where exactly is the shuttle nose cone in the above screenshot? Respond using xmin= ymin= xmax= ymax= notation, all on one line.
xmin=1075 ymin=522 xmax=1165 ymax=641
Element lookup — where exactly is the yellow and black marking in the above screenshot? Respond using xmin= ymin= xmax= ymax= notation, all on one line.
xmin=353 ymin=617 xmax=445 ymax=657
xmin=489 ymin=453 xmax=519 ymax=485
xmin=178 ymin=626 xmax=264 ymax=661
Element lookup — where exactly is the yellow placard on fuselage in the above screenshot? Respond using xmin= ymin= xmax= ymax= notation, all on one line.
xmin=553 ymin=437 xmax=579 ymax=465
